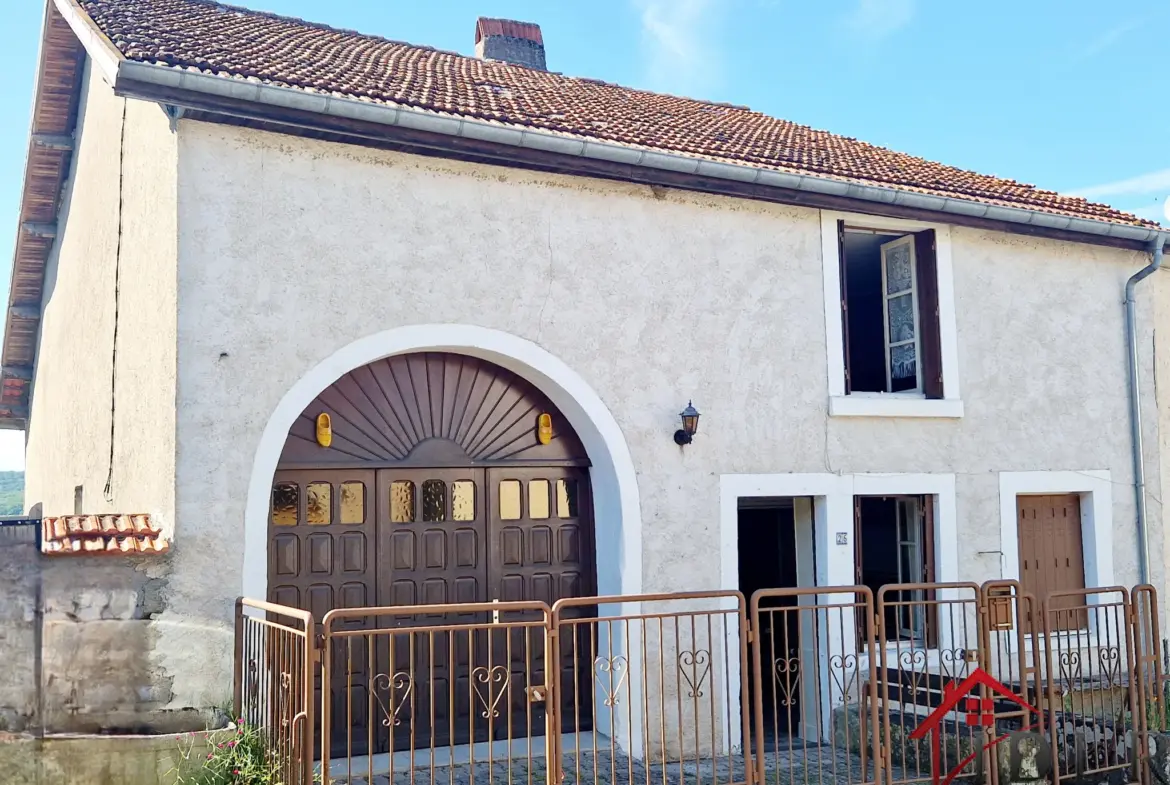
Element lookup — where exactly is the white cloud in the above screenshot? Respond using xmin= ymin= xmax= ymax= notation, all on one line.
xmin=1078 ymin=20 xmax=1140 ymax=61
xmin=844 ymin=0 xmax=916 ymax=39
xmin=1119 ymin=204 xmax=1167 ymax=223
xmin=1071 ymin=167 xmax=1170 ymax=224
xmin=633 ymin=0 xmax=721 ymax=96
xmin=1072 ymin=168 xmax=1170 ymax=200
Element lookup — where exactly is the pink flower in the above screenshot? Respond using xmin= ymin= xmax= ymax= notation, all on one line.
xmin=227 ymin=741 xmax=236 ymax=747
xmin=233 ymin=771 xmax=240 ymax=776
xmin=207 ymin=752 xmax=213 ymax=760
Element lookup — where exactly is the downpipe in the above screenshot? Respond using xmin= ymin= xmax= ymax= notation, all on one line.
xmin=1126 ymin=233 xmax=1166 ymax=584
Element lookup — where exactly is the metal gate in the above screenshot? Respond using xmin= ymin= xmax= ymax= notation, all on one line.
xmin=236 ymin=582 xmax=1165 ymax=785
xmin=552 ymin=591 xmax=753 ymax=785
xmin=234 ymin=598 xmax=315 ymax=785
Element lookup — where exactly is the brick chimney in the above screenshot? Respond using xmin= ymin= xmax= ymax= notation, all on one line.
xmin=475 ymin=18 xmax=546 ymax=70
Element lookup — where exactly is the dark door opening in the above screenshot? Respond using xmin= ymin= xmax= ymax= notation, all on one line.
xmin=854 ymin=495 xmax=936 ymax=646
xmin=738 ymin=500 xmax=801 ymax=743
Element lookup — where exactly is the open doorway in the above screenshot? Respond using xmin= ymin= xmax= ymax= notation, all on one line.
xmin=738 ymin=499 xmax=801 ymax=743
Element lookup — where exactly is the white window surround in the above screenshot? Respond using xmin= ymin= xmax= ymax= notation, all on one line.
xmin=820 ymin=211 xmax=963 ymax=419
xmin=998 ymin=471 xmax=1115 ymax=648
xmin=997 ymin=470 xmax=1114 ymax=589
xmin=718 ymin=472 xmax=959 ymax=747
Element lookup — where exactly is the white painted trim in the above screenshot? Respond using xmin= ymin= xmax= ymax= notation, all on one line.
xmin=852 ymin=473 xmax=960 ymax=594
xmin=820 ymin=211 xmax=962 ymax=414
xmin=720 ymin=472 xmax=959 ymax=599
xmin=829 ymin=395 xmax=964 ymax=419
xmin=719 ymin=472 xmax=958 ymax=743
xmin=998 ymin=470 xmax=1115 ymax=589
xmin=243 ymin=325 xmax=642 ymax=603
xmin=243 ymin=326 xmax=645 ymax=754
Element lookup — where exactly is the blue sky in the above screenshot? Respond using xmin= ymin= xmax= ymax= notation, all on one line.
xmin=0 ymin=0 xmax=1167 ymax=467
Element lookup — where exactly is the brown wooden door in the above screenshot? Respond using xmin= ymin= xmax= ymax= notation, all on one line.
xmin=1017 ymin=494 xmax=1087 ymax=630
xmin=375 ymin=468 xmax=491 ymax=751
xmin=269 ymin=464 xmax=596 ymax=753
xmin=487 ymin=467 xmax=595 ymax=738
xmin=268 ymin=469 xmax=377 ymax=757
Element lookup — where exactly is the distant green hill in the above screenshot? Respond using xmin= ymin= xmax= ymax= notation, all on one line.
xmin=0 ymin=471 xmax=23 ymax=516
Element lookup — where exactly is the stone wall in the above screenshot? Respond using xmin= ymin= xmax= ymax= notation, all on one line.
xmin=38 ymin=556 xmax=203 ymax=735
xmin=0 ymin=524 xmax=38 ymax=735
xmin=0 ymin=522 xmax=217 ymax=739
xmin=0 ymin=524 xmax=224 ymax=784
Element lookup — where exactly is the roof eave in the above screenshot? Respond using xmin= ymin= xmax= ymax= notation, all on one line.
xmin=3 ymin=6 xmax=1163 ymax=431
xmin=0 ymin=0 xmax=103 ymax=431
xmin=114 ymin=58 xmax=1164 ymax=247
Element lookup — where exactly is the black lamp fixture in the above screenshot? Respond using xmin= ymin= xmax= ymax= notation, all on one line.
xmin=674 ymin=401 xmax=701 ymax=446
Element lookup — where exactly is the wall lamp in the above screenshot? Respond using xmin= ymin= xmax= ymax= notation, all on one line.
xmin=673 ymin=401 xmax=701 ymax=446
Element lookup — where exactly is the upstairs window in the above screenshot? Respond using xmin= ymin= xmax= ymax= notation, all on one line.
xmin=838 ymin=223 xmax=943 ymax=398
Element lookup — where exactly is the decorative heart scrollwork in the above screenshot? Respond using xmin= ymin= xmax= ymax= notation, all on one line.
xmin=594 ymin=655 xmax=629 ymax=707
xmin=278 ymin=672 xmax=293 ymax=729
xmin=773 ymin=653 xmax=800 ymax=708
xmin=373 ymin=671 xmax=413 ymax=728
xmin=678 ymin=649 xmax=711 ymax=699
xmin=471 ymin=665 xmax=510 ymax=719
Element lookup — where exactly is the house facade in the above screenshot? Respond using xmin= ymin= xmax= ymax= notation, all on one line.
xmin=4 ymin=0 xmax=1170 ymax=777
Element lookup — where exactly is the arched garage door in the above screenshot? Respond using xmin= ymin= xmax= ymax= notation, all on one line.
xmin=267 ymin=352 xmax=596 ymax=753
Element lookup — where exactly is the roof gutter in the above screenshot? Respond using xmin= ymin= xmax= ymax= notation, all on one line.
xmin=1125 ymin=233 xmax=1166 ymax=584
xmin=45 ymin=0 xmax=1162 ymax=246
xmin=108 ymin=59 xmax=1164 ymax=247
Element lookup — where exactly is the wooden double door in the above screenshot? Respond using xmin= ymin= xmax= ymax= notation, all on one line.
xmin=268 ymin=465 xmax=594 ymax=755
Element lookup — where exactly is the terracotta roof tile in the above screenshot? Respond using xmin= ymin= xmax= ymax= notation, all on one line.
xmin=76 ymin=0 xmax=1152 ymax=228
xmin=41 ymin=514 xmax=169 ymax=556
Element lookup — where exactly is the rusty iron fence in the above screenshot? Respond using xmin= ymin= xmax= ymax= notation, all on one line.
xmin=234 ymin=582 xmax=1166 ymax=785
xmin=551 ymin=591 xmax=753 ymax=785
xmin=233 ymin=598 xmax=315 ymax=785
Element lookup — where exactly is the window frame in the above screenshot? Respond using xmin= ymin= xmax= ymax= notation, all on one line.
xmin=821 ymin=211 xmax=962 ymax=418
xmin=879 ymin=234 xmax=924 ymax=394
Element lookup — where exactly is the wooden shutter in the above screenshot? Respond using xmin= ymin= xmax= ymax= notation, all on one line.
xmin=838 ymin=220 xmax=852 ymax=393
xmin=913 ymin=230 xmax=943 ymax=399
xmin=1017 ymin=494 xmax=1087 ymax=631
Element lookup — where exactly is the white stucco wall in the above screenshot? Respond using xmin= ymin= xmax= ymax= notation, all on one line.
xmin=25 ymin=59 xmax=177 ymax=526
xmin=171 ymin=120 xmax=1164 ymax=619
xmin=21 ymin=60 xmax=182 ymax=732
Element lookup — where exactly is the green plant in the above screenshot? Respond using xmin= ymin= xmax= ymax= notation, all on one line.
xmin=169 ymin=719 xmax=286 ymax=785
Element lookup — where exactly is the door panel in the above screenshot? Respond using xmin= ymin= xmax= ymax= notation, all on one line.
xmin=269 ymin=463 xmax=597 ymax=755
xmin=375 ymin=469 xmax=491 ymax=751
xmin=487 ymin=467 xmax=595 ymax=738
xmin=268 ymin=469 xmax=376 ymax=759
